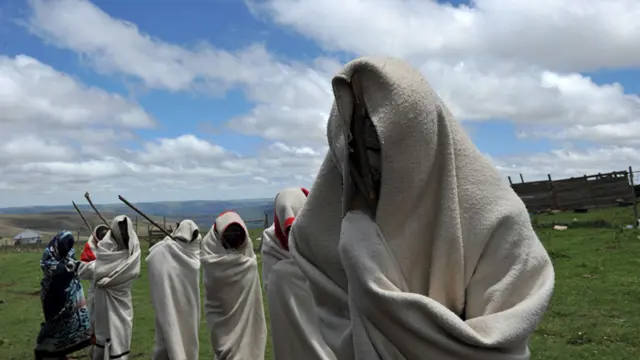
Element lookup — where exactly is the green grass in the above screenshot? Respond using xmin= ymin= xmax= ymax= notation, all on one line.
xmin=531 ymin=205 xmax=638 ymax=228
xmin=529 ymin=225 xmax=640 ymax=359
xmin=2 ymin=212 xmax=640 ymax=359
xmin=0 ymin=228 xmax=272 ymax=360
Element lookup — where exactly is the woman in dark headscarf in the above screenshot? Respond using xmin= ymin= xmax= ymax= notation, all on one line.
xmin=34 ymin=230 xmax=92 ymax=360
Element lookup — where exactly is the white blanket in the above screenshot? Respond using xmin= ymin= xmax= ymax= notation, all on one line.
xmin=201 ymin=211 xmax=267 ymax=360
xmin=93 ymin=215 xmax=141 ymax=360
xmin=262 ymin=187 xmax=308 ymax=288
xmin=147 ymin=219 xmax=202 ymax=360
xmin=262 ymin=188 xmax=336 ymax=360
xmin=78 ymin=236 xmax=97 ymax=314
xmin=78 ymin=224 xmax=110 ymax=325
xmin=290 ymin=57 xmax=555 ymax=360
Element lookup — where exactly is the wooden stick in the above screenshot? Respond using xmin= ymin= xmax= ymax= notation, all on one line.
xmin=72 ymin=201 xmax=93 ymax=234
xmin=117 ymin=195 xmax=174 ymax=239
xmin=84 ymin=192 xmax=109 ymax=227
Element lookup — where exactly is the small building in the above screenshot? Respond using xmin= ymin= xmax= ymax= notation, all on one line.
xmin=13 ymin=229 xmax=42 ymax=245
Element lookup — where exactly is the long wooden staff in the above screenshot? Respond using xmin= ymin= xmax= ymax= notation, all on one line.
xmin=72 ymin=201 xmax=93 ymax=234
xmin=84 ymin=192 xmax=109 ymax=227
xmin=117 ymin=195 xmax=174 ymax=240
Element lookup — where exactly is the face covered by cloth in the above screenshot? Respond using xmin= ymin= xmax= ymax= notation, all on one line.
xmin=289 ymin=57 xmax=555 ymax=360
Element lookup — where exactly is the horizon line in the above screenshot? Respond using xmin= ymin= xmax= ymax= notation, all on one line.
xmin=0 ymin=197 xmax=274 ymax=210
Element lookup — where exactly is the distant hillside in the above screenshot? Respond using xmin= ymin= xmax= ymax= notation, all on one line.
xmin=0 ymin=211 xmax=179 ymax=238
xmin=0 ymin=199 xmax=275 ymax=234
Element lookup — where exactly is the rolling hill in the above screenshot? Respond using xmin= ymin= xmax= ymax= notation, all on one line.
xmin=0 ymin=199 xmax=275 ymax=239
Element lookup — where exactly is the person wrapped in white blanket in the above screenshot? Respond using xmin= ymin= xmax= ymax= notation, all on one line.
xmin=78 ymin=224 xmax=110 ymax=357
xmin=92 ymin=215 xmax=141 ymax=360
xmin=201 ymin=211 xmax=267 ymax=360
xmin=262 ymin=187 xmax=336 ymax=360
xmin=78 ymin=225 xmax=110 ymax=318
xmin=289 ymin=57 xmax=556 ymax=360
xmin=147 ymin=219 xmax=202 ymax=360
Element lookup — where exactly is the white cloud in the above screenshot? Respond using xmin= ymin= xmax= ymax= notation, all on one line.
xmin=24 ymin=0 xmax=336 ymax=145
xmin=2 ymin=0 xmax=640 ymax=206
xmin=24 ymin=0 xmax=640 ymax=144
xmin=0 ymin=51 xmax=321 ymax=205
xmin=250 ymin=0 xmax=640 ymax=72
xmin=0 ymin=54 xmax=154 ymax=130
xmin=0 ymin=135 xmax=74 ymax=165
xmin=0 ymin=54 xmax=155 ymax=175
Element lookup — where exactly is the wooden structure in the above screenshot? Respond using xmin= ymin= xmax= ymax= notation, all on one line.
xmin=148 ymin=224 xmax=173 ymax=246
xmin=12 ymin=229 xmax=42 ymax=245
xmin=510 ymin=169 xmax=637 ymax=213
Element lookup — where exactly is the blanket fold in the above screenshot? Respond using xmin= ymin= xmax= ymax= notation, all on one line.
xmin=92 ymin=215 xmax=141 ymax=360
xmin=35 ymin=231 xmax=92 ymax=360
xmin=147 ymin=219 xmax=202 ymax=360
xmin=201 ymin=211 xmax=267 ymax=360
xmin=290 ymin=57 xmax=555 ymax=360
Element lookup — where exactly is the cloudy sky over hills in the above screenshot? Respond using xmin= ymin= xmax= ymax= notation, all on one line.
xmin=2 ymin=0 xmax=640 ymax=207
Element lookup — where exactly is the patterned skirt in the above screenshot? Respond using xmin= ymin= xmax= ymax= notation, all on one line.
xmin=35 ymin=281 xmax=93 ymax=360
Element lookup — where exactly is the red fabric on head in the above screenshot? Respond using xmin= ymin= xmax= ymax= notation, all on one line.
xmin=284 ymin=217 xmax=295 ymax=229
xmin=80 ymin=241 xmax=96 ymax=263
xmin=274 ymin=213 xmax=289 ymax=251
xmin=213 ymin=210 xmax=234 ymax=233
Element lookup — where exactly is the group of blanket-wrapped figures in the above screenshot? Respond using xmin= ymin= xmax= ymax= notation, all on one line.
xmin=34 ymin=57 xmax=556 ymax=360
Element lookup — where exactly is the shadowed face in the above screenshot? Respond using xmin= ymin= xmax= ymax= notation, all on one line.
xmin=95 ymin=225 xmax=109 ymax=241
xmin=174 ymin=220 xmax=200 ymax=243
xmin=116 ymin=217 xmax=130 ymax=249
xmin=222 ymin=223 xmax=246 ymax=250
xmin=329 ymin=74 xmax=382 ymax=215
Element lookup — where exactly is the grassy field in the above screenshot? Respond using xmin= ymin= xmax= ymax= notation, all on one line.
xmin=1 ymin=208 xmax=640 ymax=359
xmin=0 ymin=228 xmax=272 ymax=360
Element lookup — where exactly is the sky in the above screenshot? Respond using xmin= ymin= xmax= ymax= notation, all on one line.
xmin=2 ymin=0 xmax=640 ymax=207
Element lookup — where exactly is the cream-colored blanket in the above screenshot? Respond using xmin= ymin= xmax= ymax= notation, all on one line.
xmin=201 ymin=211 xmax=267 ymax=360
xmin=77 ymin=235 xmax=97 ymax=315
xmin=147 ymin=220 xmax=202 ymax=360
xmin=78 ymin=224 xmax=109 ymax=359
xmin=262 ymin=187 xmax=308 ymax=287
xmin=290 ymin=57 xmax=555 ymax=360
xmin=262 ymin=188 xmax=336 ymax=360
xmin=93 ymin=215 xmax=141 ymax=360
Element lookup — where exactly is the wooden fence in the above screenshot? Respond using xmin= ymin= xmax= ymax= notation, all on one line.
xmin=510 ymin=168 xmax=637 ymax=213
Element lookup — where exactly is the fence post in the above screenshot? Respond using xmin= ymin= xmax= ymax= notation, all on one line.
xmin=548 ymin=174 xmax=558 ymax=209
xmin=629 ymin=166 xmax=638 ymax=224
xmin=508 ymin=176 xmax=513 ymax=185
xmin=584 ymin=174 xmax=598 ymax=210
xmin=519 ymin=173 xmax=525 ymax=183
